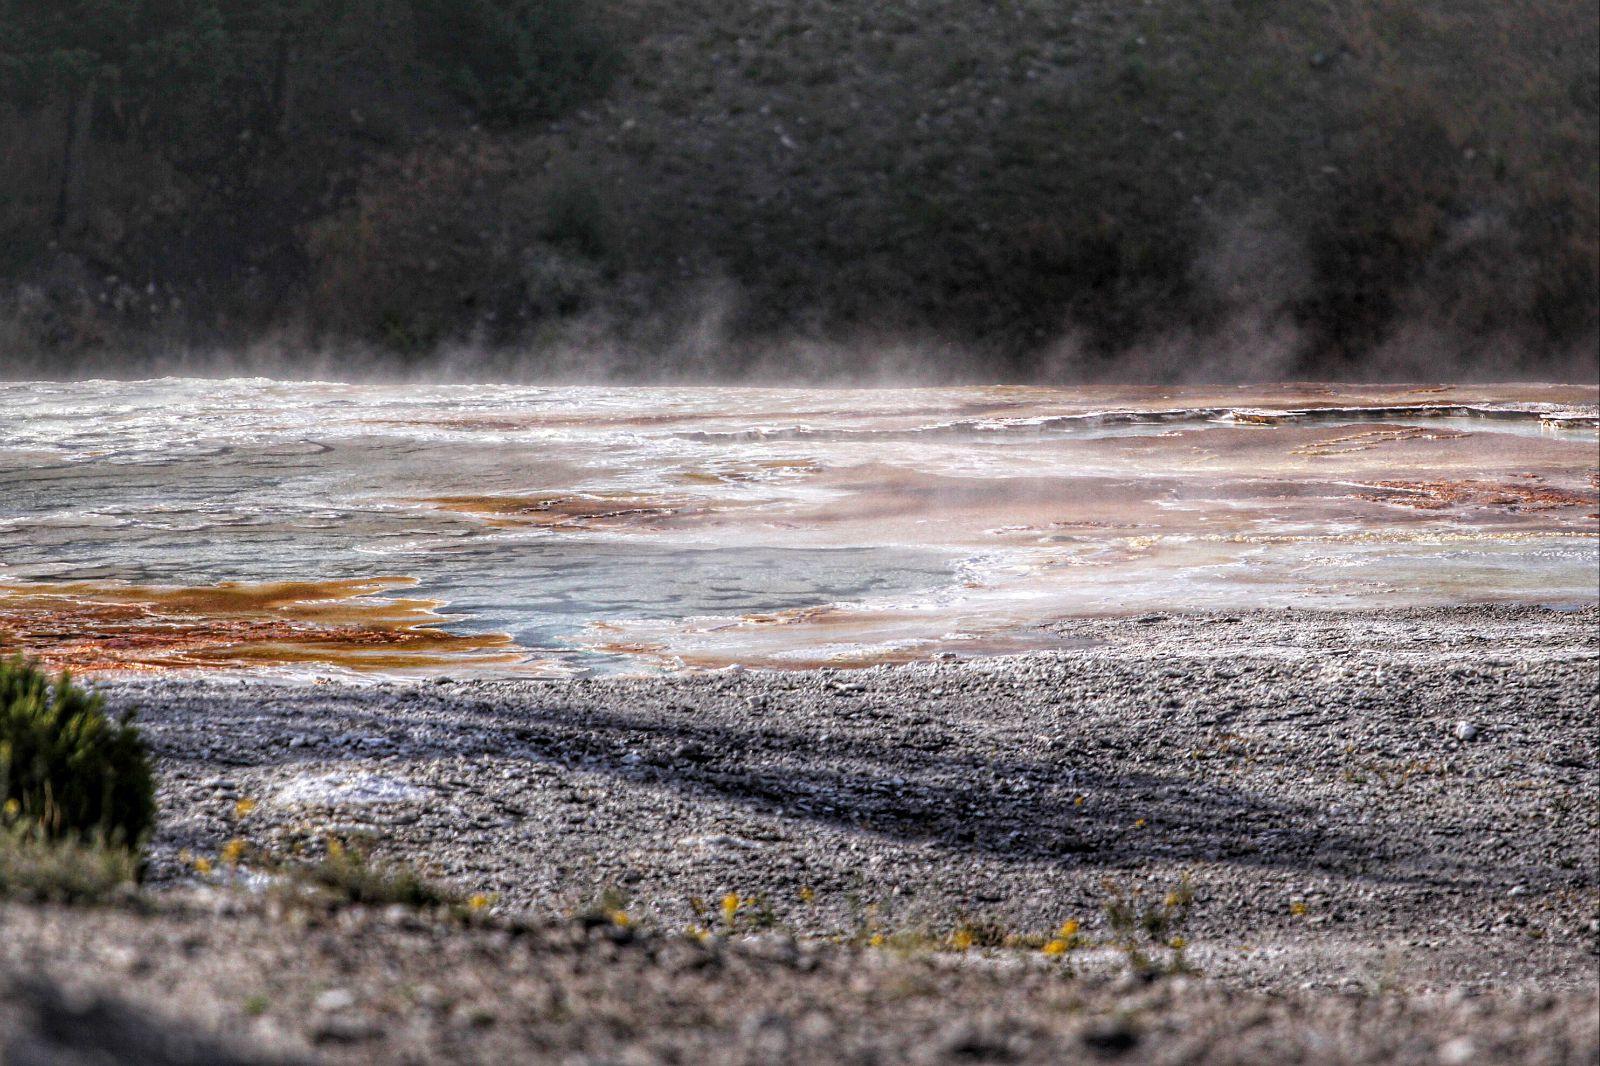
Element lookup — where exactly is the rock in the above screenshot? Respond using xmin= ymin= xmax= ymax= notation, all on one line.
xmin=739 ymin=933 xmax=799 ymax=966
xmin=678 ymin=833 xmax=758 ymax=855
xmin=738 ymin=1009 xmax=788 ymax=1041
xmin=276 ymin=772 xmax=430 ymax=807
xmin=312 ymin=1014 xmax=379 ymax=1044
xmin=1452 ymin=721 xmax=1479 ymax=741
xmin=314 ymin=988 xmax=356 ymax=1013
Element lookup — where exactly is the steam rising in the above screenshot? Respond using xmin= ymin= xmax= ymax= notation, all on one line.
xmin=4 ymin=204 xmax=1596 ymax=387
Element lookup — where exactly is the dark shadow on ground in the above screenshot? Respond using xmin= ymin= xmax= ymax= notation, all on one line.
xmin=130 ymin=685 xmax=1460 ymax=886
xmin=0 ymin=976 xmax=293 ymax=1065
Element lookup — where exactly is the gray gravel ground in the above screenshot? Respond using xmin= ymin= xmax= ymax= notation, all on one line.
xmin=3 ymin=604 xmax=1596 ymax=1063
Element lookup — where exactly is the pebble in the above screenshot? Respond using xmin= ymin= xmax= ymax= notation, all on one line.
xmin=313 ymin=1015 xmax=379 ymax=1044
xmin=78 ymin=602 xmax=1593 ymax=1047
xmin=314 ymin=988 xmax=356 ymax=1012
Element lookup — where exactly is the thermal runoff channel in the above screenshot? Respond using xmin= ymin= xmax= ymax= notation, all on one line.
xmin=2 ymin=380 xmax=1595 ymax=676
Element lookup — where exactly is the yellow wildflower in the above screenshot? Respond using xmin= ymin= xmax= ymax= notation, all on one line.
xmin=1169 ymin=936 xmax=1187 ymax=950
xmin=1042 ymin=938 xmax=1070 ymax=957
xmin=611 ymin=910 xmax=632 ymax=928
xmin=233 ymin=798 xmax=257 ymax=819
xmin=3 ymin=798 xmax=19 ymax=819
xmin=467 ymin=893 xmax=491 ymax=912
xmin=193 ymin=855 xmax=214 ymax=875
xmin=1289 ymin=901 xmax=1308 ymax=917
xmin=1059 ymin=919 xmax=1080 ymax=938
xmin=221 ymin=838 xmax=246 ymax=866
xmin=1134 ymin=818 xmax=1147 ymax=829
xmin=949 ymin=928 xmax=975 ymax=952
xmin=798 ymin=886 xmax=815 ymax=904
xmin=720 ymin=892 xmax=740 ymax=923
xmin=868 ymin=932 xmax=886 ymax=948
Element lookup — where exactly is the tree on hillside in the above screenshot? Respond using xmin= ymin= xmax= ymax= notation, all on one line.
xmin=410 ymin=0 xmax=618 ymax=126
xmin=0 ymin=0 xmax=618 ymax=229
xmin=0 ymin=0 xmax=225 ymax=233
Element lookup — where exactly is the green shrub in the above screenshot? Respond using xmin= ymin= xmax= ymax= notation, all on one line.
xmin=0 ymin=658 xmax=156 ymax=848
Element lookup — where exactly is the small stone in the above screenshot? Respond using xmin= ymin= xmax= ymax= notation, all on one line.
xmin=740 ymin=932 xmax=799 ymax=965
xmin=677 ymin=833 xmax=756 ymax=854
xmin=314 ymin=988 xmax=356 ymax=1013
xmin=1452 ymin=721 xmax=1479 ymax=741
xmin=1438 ymin=1036 xmax=1476 ymax=1065
xmin=313 ymin=1015 xmax=378 ymax=1044
xmin=739 ymin=1009 xmax=788 ymax=1041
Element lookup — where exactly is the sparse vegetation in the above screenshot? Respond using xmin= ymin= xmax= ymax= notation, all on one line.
xmin=288 ymin=835 xmax=460 ymax=910
xmin=946 ymin=917 xmax=1011 ymax=952
xmin=1102 ymin=876 xmax=1197 ymax=977
xmin=0 ymin=823 xmax=140 ymax=903
xmin=578 ymin=885 xmax=635 ymax=929
xmin=686 ymin=890 xmax=778 ymax=936
xmin=1040 ymin=918 xmax=1085 ymax=971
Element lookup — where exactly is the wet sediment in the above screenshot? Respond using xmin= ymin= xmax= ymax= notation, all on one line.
xmin=3 ymin=381 xmax=1595 ymax=676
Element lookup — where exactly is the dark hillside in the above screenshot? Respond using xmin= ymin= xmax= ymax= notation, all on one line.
xmin=2 ymin=0 xmax=1595 ymax=379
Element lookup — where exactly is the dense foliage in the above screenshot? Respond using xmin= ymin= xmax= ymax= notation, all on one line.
xmin=0 ymin=657 xmax=155 ymax=846
xmin=1 ymin=0 xmax=1594 ymax=377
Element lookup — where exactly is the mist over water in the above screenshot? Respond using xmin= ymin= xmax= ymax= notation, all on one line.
xmin=2 ymin=378 xmax=1594 ymax=676
xmin=10 ymin=303 xmax=1600 ymax=388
